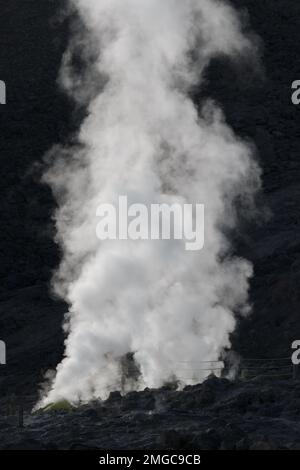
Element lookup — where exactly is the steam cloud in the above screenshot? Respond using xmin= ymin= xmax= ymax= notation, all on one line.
xmin=40 ymin=0 xmax=260 ymax=406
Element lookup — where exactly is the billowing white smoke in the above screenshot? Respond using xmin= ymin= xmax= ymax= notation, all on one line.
xmin=40 ymin=0 xmax=260 ymax=406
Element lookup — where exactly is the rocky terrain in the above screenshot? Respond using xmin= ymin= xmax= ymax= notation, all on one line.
xmin=1 ymin=375 xmax=300 ymax=450
xmin=0 ymin=0 xmax=300 ymax=450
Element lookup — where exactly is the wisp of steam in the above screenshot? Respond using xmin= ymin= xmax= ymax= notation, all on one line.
xmin=39 ymin=0 xmax=261 ymax=406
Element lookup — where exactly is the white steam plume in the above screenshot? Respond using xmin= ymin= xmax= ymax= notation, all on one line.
xmin=40 ymin=0 xmax=260 ymax=406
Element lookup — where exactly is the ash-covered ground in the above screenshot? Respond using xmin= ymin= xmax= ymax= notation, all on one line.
xmin=2 ymin=376 xmax=300 ymax=450
xmin=0 ymin=0 xmax=300 ymax=450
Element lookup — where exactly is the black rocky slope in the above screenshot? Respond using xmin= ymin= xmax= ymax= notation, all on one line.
xmin=0 ymin=0 xmax=71 ymax=399
xmin=1 ymin=376 xmax=300 ymax=450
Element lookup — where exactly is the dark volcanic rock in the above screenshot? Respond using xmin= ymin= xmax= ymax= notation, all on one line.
xmin=0 ymin=376 xmax=299 ymax=450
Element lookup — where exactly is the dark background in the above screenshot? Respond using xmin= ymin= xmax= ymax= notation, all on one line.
xmin=0 ymin=0 xmax=299 ymax=400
